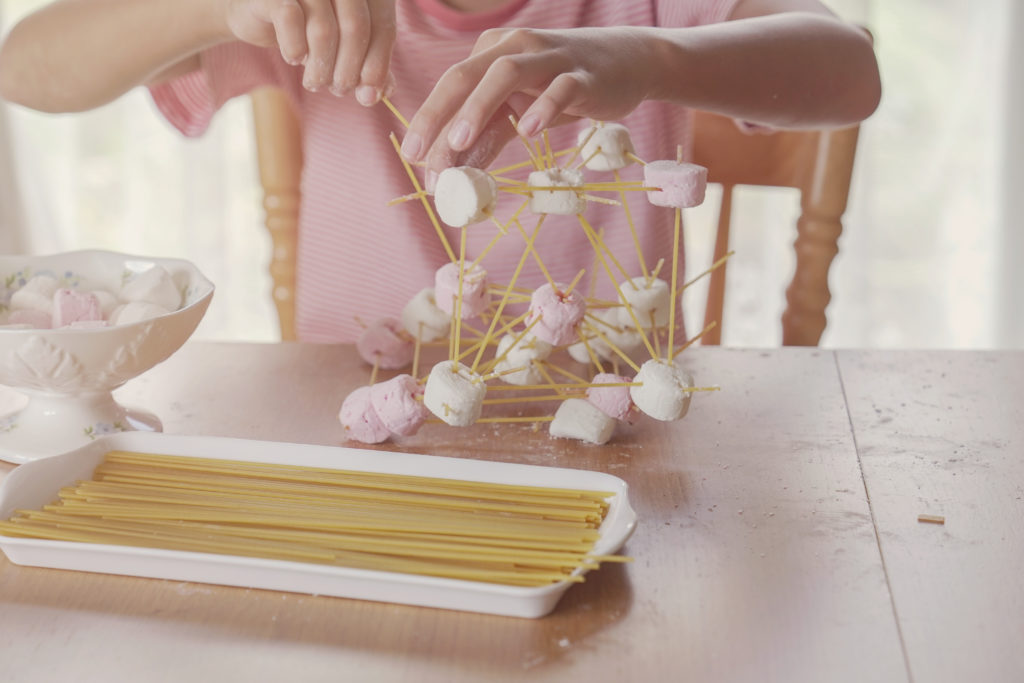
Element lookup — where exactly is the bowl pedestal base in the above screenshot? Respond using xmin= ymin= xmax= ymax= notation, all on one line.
xmin=0 ymin=387 xmax=161 ymax=464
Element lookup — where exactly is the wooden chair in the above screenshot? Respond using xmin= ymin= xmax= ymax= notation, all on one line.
xmin=252 ymin=87 xmax=302 ymax=341
xmin=692 ymin=111 xmax=860 ymax=346
xmin=252 ymin=88 xmax=859 ymax=345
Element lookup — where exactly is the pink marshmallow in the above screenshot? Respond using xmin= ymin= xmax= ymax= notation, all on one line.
xmin=7 ymin=309 xmax=52 ymax=329
xmin=356 ymin=318 xmax=414 ymax=370
xmin=370 ymin=374 xmax=428 ymax=437
xmin=339 ymin=386 xmax=391 ymax=444
xmin=52 ymin=289 xmax=103 ymax=328
xmin=434 ymin=261 xmax=490 ymax=319
xmin=644 ymin=160 xmax=708 ymax=208
xmin=524 ymin=283 xmax=586 ymax=346
xmin=586 ymin=373 xmax=638 ymax=423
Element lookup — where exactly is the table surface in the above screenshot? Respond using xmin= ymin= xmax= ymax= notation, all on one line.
xmin=0 ymin=343 xmax=1020 ymax=683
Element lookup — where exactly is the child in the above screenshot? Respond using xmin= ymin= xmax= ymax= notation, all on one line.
xmin=0 ymin=0 xmax=879 ymax=343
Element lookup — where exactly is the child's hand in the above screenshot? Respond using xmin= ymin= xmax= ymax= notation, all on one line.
xmin=225 ymin=0 xmax=396 ymax=104
xmin=401 ymin=27 xmax=662 ymax=174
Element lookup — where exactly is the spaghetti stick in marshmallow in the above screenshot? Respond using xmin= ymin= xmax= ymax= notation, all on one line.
xmin=356 ymin=318 xmax=413 ymax=370
xmin=434 ymin=261 xmax=490 ymax=319
xmin=423 ymin=361 xmax=486 ymax=426
xmin=644 ymin=160 xmax=708 ymax=209
xmin=527 ymin=168 xmax=586 ymax=215
xmin=576 ymin=122 xmax=635 ymax=172
xmin=630 ymin=359 xmax=695 ymax=421
xmin=525 ymin=282 xmax=586 ymax=346
xmin=401 ymin=288 xmax=451 ymax=342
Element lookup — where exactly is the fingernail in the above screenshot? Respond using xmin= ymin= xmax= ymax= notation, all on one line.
xmin=518 ymin=113 xmax=541 ymax=137
xmin=425 ymin=170 xmax=438 ymax=193
xmin=355 ymin=85 xmax=379 ymax=107
xmin=401 ymin=132 xmax=424 ymax=161
xmin=448 ymin=119 xmax=471 ymax=149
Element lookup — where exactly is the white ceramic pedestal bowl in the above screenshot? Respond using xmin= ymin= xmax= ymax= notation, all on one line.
xmin=0 ymin=251 xmax=214 ymax=463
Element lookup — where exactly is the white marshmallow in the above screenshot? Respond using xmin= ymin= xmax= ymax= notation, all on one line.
xmin=571 ymin=309 xmax=644 ymax=364
xmin=400 ymin=288 xmax=451 ymax=342
xmin=434 ymin=166 xmax=498 ymax=228
xmin=528 ymin=168 xmax=586 ymax=215
xmin=90 ymin=289 xmax=120 ymax=317
xmin=10 ymin=275 xmax=59 ymax=314
xmin=120 ymin=266 xmax=182 ymax=311
xmin=110 ymin=301 xmax=172 ymax=326
xmin=423 ymin=360 xmax=487 ymax=427
xmin=549 ymin=398 xmax=616 ymax=445
xmin=493 ymin=333 xmax=552 ymax=386
xmin=577 ymin=122 xmax=635 ymax=172
xmin=629 ymin=359 xmax=694 ymax=421
xmin=617 ymin=277 xmax=672 ymax=329
xmin=568 ymin=339 xmax=593 ymax=364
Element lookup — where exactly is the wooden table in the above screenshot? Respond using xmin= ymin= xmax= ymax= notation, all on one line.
xmin=0 ymin=344 xmax=1020 ymax=683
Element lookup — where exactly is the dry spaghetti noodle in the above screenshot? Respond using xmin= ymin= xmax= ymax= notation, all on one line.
xmin=0 ymin=451 xmax=630 ymax=587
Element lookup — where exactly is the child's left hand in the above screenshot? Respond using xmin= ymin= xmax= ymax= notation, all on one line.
xmin=400 ymin=26 xmax=663 ymax=180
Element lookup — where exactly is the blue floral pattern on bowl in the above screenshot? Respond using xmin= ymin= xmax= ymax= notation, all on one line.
xmin=0 ymin=414 xmax=18 ymax=434
xmin=84 ymin=421 xmax=128 ymax=440
xmin=1 ymin=268 xmax=86 ymax=314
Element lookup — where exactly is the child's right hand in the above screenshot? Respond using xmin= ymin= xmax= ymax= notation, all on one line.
xmin=225 ymin=0 xmax=396 ymax=104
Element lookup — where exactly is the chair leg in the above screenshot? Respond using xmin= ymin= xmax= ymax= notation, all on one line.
xmin=781 ymin=127 xmax=859 ymax=346
xmin=782 ymin=213 xmax=841 ymax=346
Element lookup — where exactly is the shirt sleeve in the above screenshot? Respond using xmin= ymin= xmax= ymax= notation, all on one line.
xmin=656 ymin=0 xmax=743 ymax=28
xmin=149 ymin=42 xmax=300 ymax=138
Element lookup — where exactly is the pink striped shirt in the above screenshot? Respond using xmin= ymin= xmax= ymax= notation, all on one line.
xmin=152 ymin=0 xmax=740 ymax=342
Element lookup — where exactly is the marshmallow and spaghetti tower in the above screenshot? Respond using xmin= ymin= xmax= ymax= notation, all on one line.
xmin=340 ymin=103 xmax=727 ymax=446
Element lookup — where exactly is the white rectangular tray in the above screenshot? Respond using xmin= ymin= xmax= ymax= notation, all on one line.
xmin=0 ymin=432 xmax=636 ymax=618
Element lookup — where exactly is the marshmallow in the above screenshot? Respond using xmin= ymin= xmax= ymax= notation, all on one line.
xmin=369 ymin=374 xmax=428 ymax=437
xmin=577 ymin=122 xmax=635 ymax=172
xmin=630 ymin=359 xmax=694 ymax=421
xmin=120 ymin=265 xmax=182 ymax=311
xmin=616 ymin=277 xmax=672 ymax=329
xmin=10 ymin=275 xmax=58 ymax=314
xmin=493 ymin=333 xmax=553 ymax=386
xmin=423 ymin=360 xmax=486 ymax=427
xmin=401 ymin=288 xmax=451 ymax=342
xmin=434 ymin=261 xmax=491 ymax=319
xmin=586 ymin=373 xmax=637 ymax=422
xmin=434 ymin=166 xmax=498 ymax=228
xmin=525 ymin=283 xmax=586 ymax=346
xmin=339 ymin=385 xmax=391 ymax=444
xmin=110 ymin=301 xmax=172 ymax=326
xmin=356 ymin=318 xmax=413 ymax=370
xmin=528 ymin=168 xmax=586 ymax=215
xmin=644 ymin=160 xmax=708 ymax=209
xmin=90 ymin=289 xmax=120 ymax=318
xmin=7 ymin=308 xmax=52 ymax=329
xmin=549 ymin=398 xmax=617 ymax=445
xmin=569 ymin=309 xmax=644 ymax=364
xmin=52 ymin=288 xmax=103 ymax=328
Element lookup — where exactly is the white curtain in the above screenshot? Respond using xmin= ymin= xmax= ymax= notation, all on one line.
xmin=0 ymin=0 xmax=1019 ymax=347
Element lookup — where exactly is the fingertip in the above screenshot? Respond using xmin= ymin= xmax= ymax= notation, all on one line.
xmin=517 ymin=112 xmax=541 ymax=138
xmin=355 ymin=85 xmax=380 ymax=107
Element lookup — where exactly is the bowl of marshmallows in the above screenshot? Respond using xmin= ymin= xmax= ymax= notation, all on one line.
xmin=0 ymin=250 xmax=214 ymax=462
